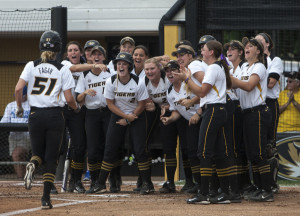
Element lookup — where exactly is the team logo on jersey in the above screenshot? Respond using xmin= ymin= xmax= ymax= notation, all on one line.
xmin=277 ymin=135 xmax=300 ymax=181
xmin=88 ymin=79 xmax=91 ymax=83
xmin=241 ymin=76 xmax=249 ymax=80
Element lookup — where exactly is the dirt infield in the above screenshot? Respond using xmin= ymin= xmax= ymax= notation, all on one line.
xmin=0 ymin=180 xmax=300 ymax=216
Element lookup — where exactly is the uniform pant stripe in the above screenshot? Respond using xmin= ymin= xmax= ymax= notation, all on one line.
xmin=203 ymin=107 xmax=215 ymax=158
xmin=258 ymin=111 xmax=262 ymax=160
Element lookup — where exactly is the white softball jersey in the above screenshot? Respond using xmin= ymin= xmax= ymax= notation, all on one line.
xmin=60 ymin=60 xmax=83 ymax=103
xmin=131 ymin=68 xmax=145 ymax=79
xmin=167 ymin=82 xmax=200 ymax=121
xmin=104 ymin=74 xmax=149 ymax=114
xmin=200 ymin=63 xmax=227 ymax=107
xmin=143 ymin=73 xmax=170 ymax=107
xmin=20 ymin=60 xmax=75 ymax=108
xmin=238 ymin=62 xmax=267 ymax=109
xmin=188 ymin=60 xmax=207 ymax=87
xmin=266 ymin=56 xmax=283 ymax=99
xmin=107 ymin=60 xmax=117 ymax=75
xmin=75 ymin=70 xmax=111 ymax=109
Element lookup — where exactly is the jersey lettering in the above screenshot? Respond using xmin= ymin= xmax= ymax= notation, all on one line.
xmin=88 ymin=81 xmax=106 ymax=88
xmin=31 ymin=76 xmax=57 ymax=96
xmin=114 ymin=92 xmax=136 ymax=97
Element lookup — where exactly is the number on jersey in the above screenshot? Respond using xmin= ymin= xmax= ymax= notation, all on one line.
xmin=31 ymin=77 xmax=57 ymax=95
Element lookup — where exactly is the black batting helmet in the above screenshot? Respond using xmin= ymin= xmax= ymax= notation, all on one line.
xmin=39 ymin=30 xmax=61 ymax=52
xmin=198 ymin=35 xmax=216 ymax=48
xmin=113 ymin=52 xmax=134 ymax=72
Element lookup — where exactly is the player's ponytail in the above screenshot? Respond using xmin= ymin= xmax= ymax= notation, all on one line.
xmin=206 ymin=40 xmax=232 ymax=89
xmin=41 ymin=51 xmax=56 ymax=63
xmin=220 ymin=59 xmax=232 ymax=89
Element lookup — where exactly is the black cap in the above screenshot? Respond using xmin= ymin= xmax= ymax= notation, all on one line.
xmin=171 ymin=45 xmax=195 ymax=57
xmin=198 ymin=35 xmax=216 ymax=47
xmin=91 ymin=45 xmax=106 ymax=58
xmin=164 ymin=60 xmax=180 ymax=71
xmin=84 ymin=40 xmax=100 ymax=50
xmin=175 ymin=40 xmax=192 ymax=48
xmin=113 ymin=52 xmax=133 ymax=65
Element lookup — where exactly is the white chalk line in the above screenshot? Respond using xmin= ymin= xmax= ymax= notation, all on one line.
xmin=0 ymin=198 xmax=130 ymax=216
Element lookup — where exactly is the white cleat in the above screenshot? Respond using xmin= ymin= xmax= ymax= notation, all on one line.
xmin=24 ymin=162 xmax=35 ymax=190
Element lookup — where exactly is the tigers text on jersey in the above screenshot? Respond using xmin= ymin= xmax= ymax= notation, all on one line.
xmin=20 ymin=59 xmax=75 ymax=108
xmin=200 ymin=63 xmax=227 ymax=107
xmin=189 ymin=60 xmax=207 ymax=87
xmin=238 ymin=62 xmax=267 ymax=109
xmin=266 ymin=56 xmax=283 ymax=99
xmin=104 ymin=74 xmax=149 ymax=114
xmin=167 ymin=82 xmax=200 ymax=121
xmin=143 ymin=74 xmax=170 ymax=107
xmin=75 ymin=70 xmax=111 ymax=109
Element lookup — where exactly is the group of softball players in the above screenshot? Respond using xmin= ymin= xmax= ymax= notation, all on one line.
xmin=16 ymin=30 xmax=282 ymax=209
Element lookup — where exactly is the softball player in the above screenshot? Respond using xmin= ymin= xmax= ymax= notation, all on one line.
xmin=107 ymin=36 xmax=135 ymax=74
xmin=224 ymin=40 xmax=253 ymax=196
xmin=84 ymin=40 xmax=100 ymax=64
xmin=175 ymin=40 xmax=233 ymax=204
xmin=231 ymin=37 xmax=273 ymax=202
xmin=89 ymin=52 xmax=153 ymax=195
xmin=106 ymin=37 xmax=135 ymax=190
xmin=61 ymin=41 xmax=105 ymax=193
xmin=15 ymin=30 xmax=79 ymax=209
xmin=75 ymin=46 xmax=112 ymax=193
xmin=131 ymin=45 xmax=149 ymax=78
xmin=160 ymin=60 xmax=201 ymax=193
xmin=172 ymin=44 xmax=207 ymax=193
xmin=255 ymin=33 xmax=283 ymax=193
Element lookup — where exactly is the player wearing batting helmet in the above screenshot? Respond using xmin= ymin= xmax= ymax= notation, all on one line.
xmin=88 ymin=52 xmax=154 ymax=195
xmin=16 ymin=30 xmax=80 ymax=209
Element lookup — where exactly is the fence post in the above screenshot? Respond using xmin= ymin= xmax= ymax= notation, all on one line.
xmin=51 ymin=6 xmax=67 ymax=62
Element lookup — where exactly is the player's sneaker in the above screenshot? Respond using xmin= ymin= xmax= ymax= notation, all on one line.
xmin=85 ymin=181 xmax=106 ymax=194
xmin=249 ymin=190 xmax=274 ymax=202
xmin=159 ymin=181 xmax=176 ymax=193
xmin=133 ymin=176 xmax=143 ymax=192
xmin=74 ymin=180 xmax=86 ymax=193
xmin=210 ymin=192 xmax=231 ymax=204
xmin=187 ymin=192 xmax=210 ymax=205
xmin=41 ymin=198 xmax=53 ymax=209
xmin=180 ymin=180 xmax=195 ymax=193
xmin=24 ymin=162 xmax=35 ymax=190
xmin=140 ymin=182 xmax=155 ymax=195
